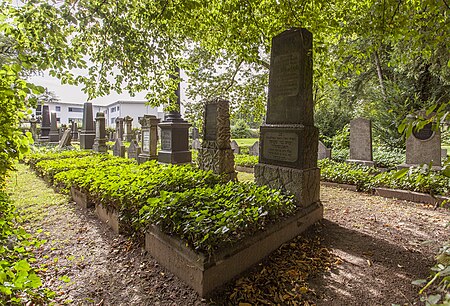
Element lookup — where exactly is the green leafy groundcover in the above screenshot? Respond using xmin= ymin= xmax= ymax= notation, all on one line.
xmin=0 ymin=190 xmax=54 ymax=304
xmin=319 ymin=159 xmax=450 ymax=196
xmin=234 ymin=154 xmax=258 ymax=168
xmin=139 ymin=182 xmax=297 ymax=254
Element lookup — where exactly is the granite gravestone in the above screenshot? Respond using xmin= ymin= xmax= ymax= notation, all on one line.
xmin=115 ymin=117 xmax=124 ymax=141
xmin=254 ymin=28 xmax=321 ymax=212
xmin=249 ymin=141 xmax=259 ymax=156
xmin=93 ymin=112 xmax=108 ymax=153
xmin=123 ymin=116 xmax=133 ymax=142
xmin=127 ymin=139 xmax=141 ymax=161
xmin=158 ymin=112 xmax=192 ymax=164
xmin=198 ymin=98 xmax=237 ymax=181
xmin=230 ymin=140 xmax=240 ymax=154
xmin=318 ymin=140 xmax=331 ymax=160
xmin=71 ymin=121 xmax=79 ymax=141
xmin=58 ymin=130 xmax=72 ymax=149
xmin=403 ymin=121 xmax=441 ymax=168
xmin=80 ymin=102 xmax=95 ymax=149
xmin=48 ymin=112 xmax=60 ymax=143
xmin=347 ymin=117 xmax=374 ymax=166
xmin=113 ymin=139 xmax=125 ymax=157
xmin=191 ymin=139 xmax=201 ymax=150
xmin=39 ymin=105 xmax=50 ymax=142
xmin=192 ymin=127 xmax=200 ymax=140
xmin=29 ymin=115 xmax=38 ymax=141
xmin=138 ymin=114 xmax=159 ymax=163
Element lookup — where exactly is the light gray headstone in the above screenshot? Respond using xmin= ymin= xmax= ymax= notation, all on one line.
xmin=230 ymin=140 xmax=240 ymax=154
xmin=57 ymin=130 xmax=72 ymax=149
xmin=249 ymin=141 xmax=259 ymax=156
xmin=405 ymin=122 xmax=441 ymax=167
xmin=318 ymin=141 xmax=331 ymax=160
xmin=113 ymin=139 xmax=125 ymax=158
xmin=127 ymin=139 xmax=141 ymax=160
xmin=192 ymin=139 xmax=201 ymax=150
xmin=348 ymin=117 xmax=373 ymax=166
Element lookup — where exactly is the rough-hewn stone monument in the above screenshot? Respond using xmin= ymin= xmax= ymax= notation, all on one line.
xmin=138 ymin=114 xmax=159 ymax=163
xmin=318 ymin=140 xmax=331 ymax=160
xmin=39 ymin=105 xmax=50 ymax=142
xmin=29 ymin=115 xmax=38 ymax=141
xmin=198 ymin=98 xmax=237 ymax=181
xmin=80 ymin=102 xmax=95 ymax=149
xmin=113 ymin=139 xmax=125 ymax=157
xmin=347 ymin=117 xmax=374 ymax=166
xmin=123 ymin=116 xmax=133 ymax=142
xmin=115 ymin=117 xmax=124 ymax=141
xmin=254 ymin=28 xmax=321 ymax=215
xmin=58 ymin=130 xmax=72 ymax=149
xmin=93 ymin=112 xmax=108 ymax=153
xmin=48 ymin=112 xmax=60 ymax=144
xmin=127 ymin=139 xmax=141 ymax=161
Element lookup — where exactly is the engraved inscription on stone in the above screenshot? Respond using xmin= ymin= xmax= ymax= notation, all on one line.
xmin=413 ymin=123 xmax=433 ymax=140
xmin=142 ymin=131 xmax=150 ymax=152
xmin=161 ymin=130 xmax=172 ymax=150
xmin=204 ymin=104 xmax=217 ymax=141
xmin=271 ymin=53 xmax=300 ymax=97
xmin=263 ymin=132 xmax=298 ymax=162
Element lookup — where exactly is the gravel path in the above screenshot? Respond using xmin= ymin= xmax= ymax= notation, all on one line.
xmin=7 ymin=164 xmax=450 ymax=305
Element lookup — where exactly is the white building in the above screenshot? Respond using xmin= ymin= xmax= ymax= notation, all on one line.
xmin=33 ymin=100 xmax=163 ymax=128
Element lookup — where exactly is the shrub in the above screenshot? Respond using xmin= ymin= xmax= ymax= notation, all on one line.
xmin=231 ymin=119 xmax=252 ymax=138
xmin=373 ymin=147 xmax=405 ymax=168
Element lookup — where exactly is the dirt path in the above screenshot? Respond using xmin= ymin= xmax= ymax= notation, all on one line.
xmin=7 ymin=164 xmax=450 ymax=305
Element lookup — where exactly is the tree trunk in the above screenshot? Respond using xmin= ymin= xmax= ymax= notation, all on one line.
xmin=374 ymin=50 xmax=387 ymax=101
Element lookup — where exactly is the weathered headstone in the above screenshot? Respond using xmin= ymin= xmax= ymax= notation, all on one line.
xmin=58 ymin=129 xmax=72 ymax=149
xmin=230 ymin=140 xmax=240 ymax=154
xmin=138 ymin=114 xmax=159 ymax=163
xmin=48 ymin=112 xmax=60 ymax=143
xmin=198 ymin=98 xmax=237 ymax=181
xmin=71 ymin=121 xmax=79 ymax=141
xmin=29 ymin=115 xmax=38 ymax=141
xmin=123 ymin=116 xmax=134 ymax=142
xmin=318 ymin=140 xmax=331 ymax=160
xmin=113 ymin=139 xmax=125 ymax=157
xmin=191 ymin=139 xmax=201 ymax=150
xmin=249 ymin=141 xmax=260 ymax=156
xmin=93 ymin=112 xmax=108 ymax=153
xmin=80 ymin=102 xmax=95 ymax=149
xmin=39 ymin=105 xmax=50 ymax=142
xmin=59 ymin=125 xmax=67 ymax=140
xmin=127 ymin=139 xmax=141 ymax=161
xmin=192 ymin=127 xmax=199 ymax=140
xmin=347 ymin=117 xmax=374 ymax=166
xmin=115 ymin=117 xmax=124 ymax=140
xmin=255 ymin=28 xmax=321 ymax=212
xmin=158 ymin=111 xmax=192 ymax=164
xmin=442 ymin=149 xmax=447 ymax=161
xmin=402 ymin=119 xmax=441 ymax=168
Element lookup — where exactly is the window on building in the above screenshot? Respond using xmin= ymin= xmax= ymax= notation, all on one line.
xmin=56 ymin=117 xmax=61 ymax=123
xmin=68 ymin=107 xmax=83 ymax=113
xmin=111 ymin=117 xmax=116 ymax=124
xmin=69 ymin=118 xmax=82 ymax=125
xmin=111 ymin=107 xmax=116 ymax=113
xmin=55 ymin=106 xmax=61 ymax=112
xmin=116 ymin=106 xmax=120 ymax=111
xmin=36 ymin=104 xmax=42 ymax=116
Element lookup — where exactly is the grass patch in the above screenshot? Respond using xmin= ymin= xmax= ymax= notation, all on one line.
xmin=232 ymin=138 xmax=259 ymax=147
xmin=237 ymin=171 xmax=254 ymax=182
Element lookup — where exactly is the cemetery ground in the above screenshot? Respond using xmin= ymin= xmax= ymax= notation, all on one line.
xmin=6 ymin=163 xmax=449 ymax=305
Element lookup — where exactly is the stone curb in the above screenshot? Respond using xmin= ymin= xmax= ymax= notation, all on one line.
xmin=235 ymin=165 xmax=255 ymax=173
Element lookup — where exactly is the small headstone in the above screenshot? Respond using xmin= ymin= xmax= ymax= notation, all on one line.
xmin=29 ymin=115 xmax=38 ymax=141
xmin=59 ymin=125 xmax=67 ymax=140
xmin=127 ymin=139 xmax=142 ymax=160
xmin=93 ymin=112 xmax=108 ymax=153
xmin=199 ymin=98 xmax=236 ymax=181
xmin=113 ymin=139 xmax=125 ymax=157
xmin=48 ymin=112 xmax=60 ymax=143
xmin=318 ymin=141 xmax=331 ymax=160
xmin=39 ymin=105 xmax=50 ymax=142
xmin=123 ymin=116 xmax=134 ymax=142
xmin=191 ymin=139 xmax=201 ymax=150
xmin=192 ymin=127 xmax=199 ymax=140
xmin=442 ymin=148 xmax=447 ymax=161
xmin=80 ymin=102 xmax=95 ymax=149
xmin=58 ymin=129 xmax=72 ymax=149
xmin=138 ymin=114 xmax=159 ymax=163
xmin=347 ymin=117 xmax=374 ymax=166
xmin=71 ymin=121 xmax=79 ymax=141
xmin=115 ymin=117 xmax=124 ymax=140
xmin=249 ymin=141 xmax=259 ymax=156
xmin=230 ymin=140 xmax=240 ymax=154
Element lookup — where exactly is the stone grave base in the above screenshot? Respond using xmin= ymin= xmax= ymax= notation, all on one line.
xmin=254 ymin=164 xmax=320 ymax=208
xmin=375 ymin=187 xmax=450 ymax=208
xmin=397 ymin=163 xmax=442 ymax=171
xmin=235 ymin=165 xmax=254 ymax=173
xmin=145 ymin=202 xmax=323 ymax=297
xmin=346 ymin=159 xmax=375 ymax=167
xmin=138 ymin=153 xmax=157 ymax=164
xmin=158 ymin=150 xmax=191 ymax=164
xmin=70 ymin=187 xmax=94 ymax=209
xmin=95 ymin=204 xmax=122 ymax=234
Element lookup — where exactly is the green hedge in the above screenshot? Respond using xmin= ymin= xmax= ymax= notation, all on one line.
xmin=234 ymin=154 xmax=258 ymax=168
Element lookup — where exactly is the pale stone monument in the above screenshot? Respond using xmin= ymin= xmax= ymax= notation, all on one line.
xmin=127 ymin=139 xmax=141 ymax=161
xmin=48 ymin=112 xmax=60 ymax=144
xmin=192 ymin=127 xmax=199 ymax=140
xmin=198 ymin=98 xmax=237 ymax=181
xmin=93 ymin=112 xmax=108 ymax=153
xmin=29 ymin=115 xmax=38 ymax=141
xmin=249 ymin=141 xmax=259 ymax=156
xmin=347 ymin=117 xmax=374 ymax=166
xmin=80 ymin=102 xmax=95 ymax=149
xmin=39 ymin=105 xmax=50 ymax=142
xmin=138 ymin=114 xmax=159 ymax=163
xmin=123 ymin=116 xmax=133 ymax=142
xmin=230 ymin=140 xmax=240 ymax=154
xmin=115 ymin=117 xmax=124 ymax=141
xmin=254 ymin=28 xmax=322 ymax=212
xmin=318 ymin=140 xmax=331 ymax=160
xmin=58 ymin=130 xmax=72 ymax=149
xmin=403 ymin=121 xmax=441 ymax=168
xmin=113 ymin=139 xmax=125 ymax=157
xmin=191 ymin=139 xmax=201 ymax=150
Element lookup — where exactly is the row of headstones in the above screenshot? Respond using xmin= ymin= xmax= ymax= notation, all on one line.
xmin=318 ymin=117 xmax=444 ymax=168
xmin=191 ymin=139 xmax=260 ymax=156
